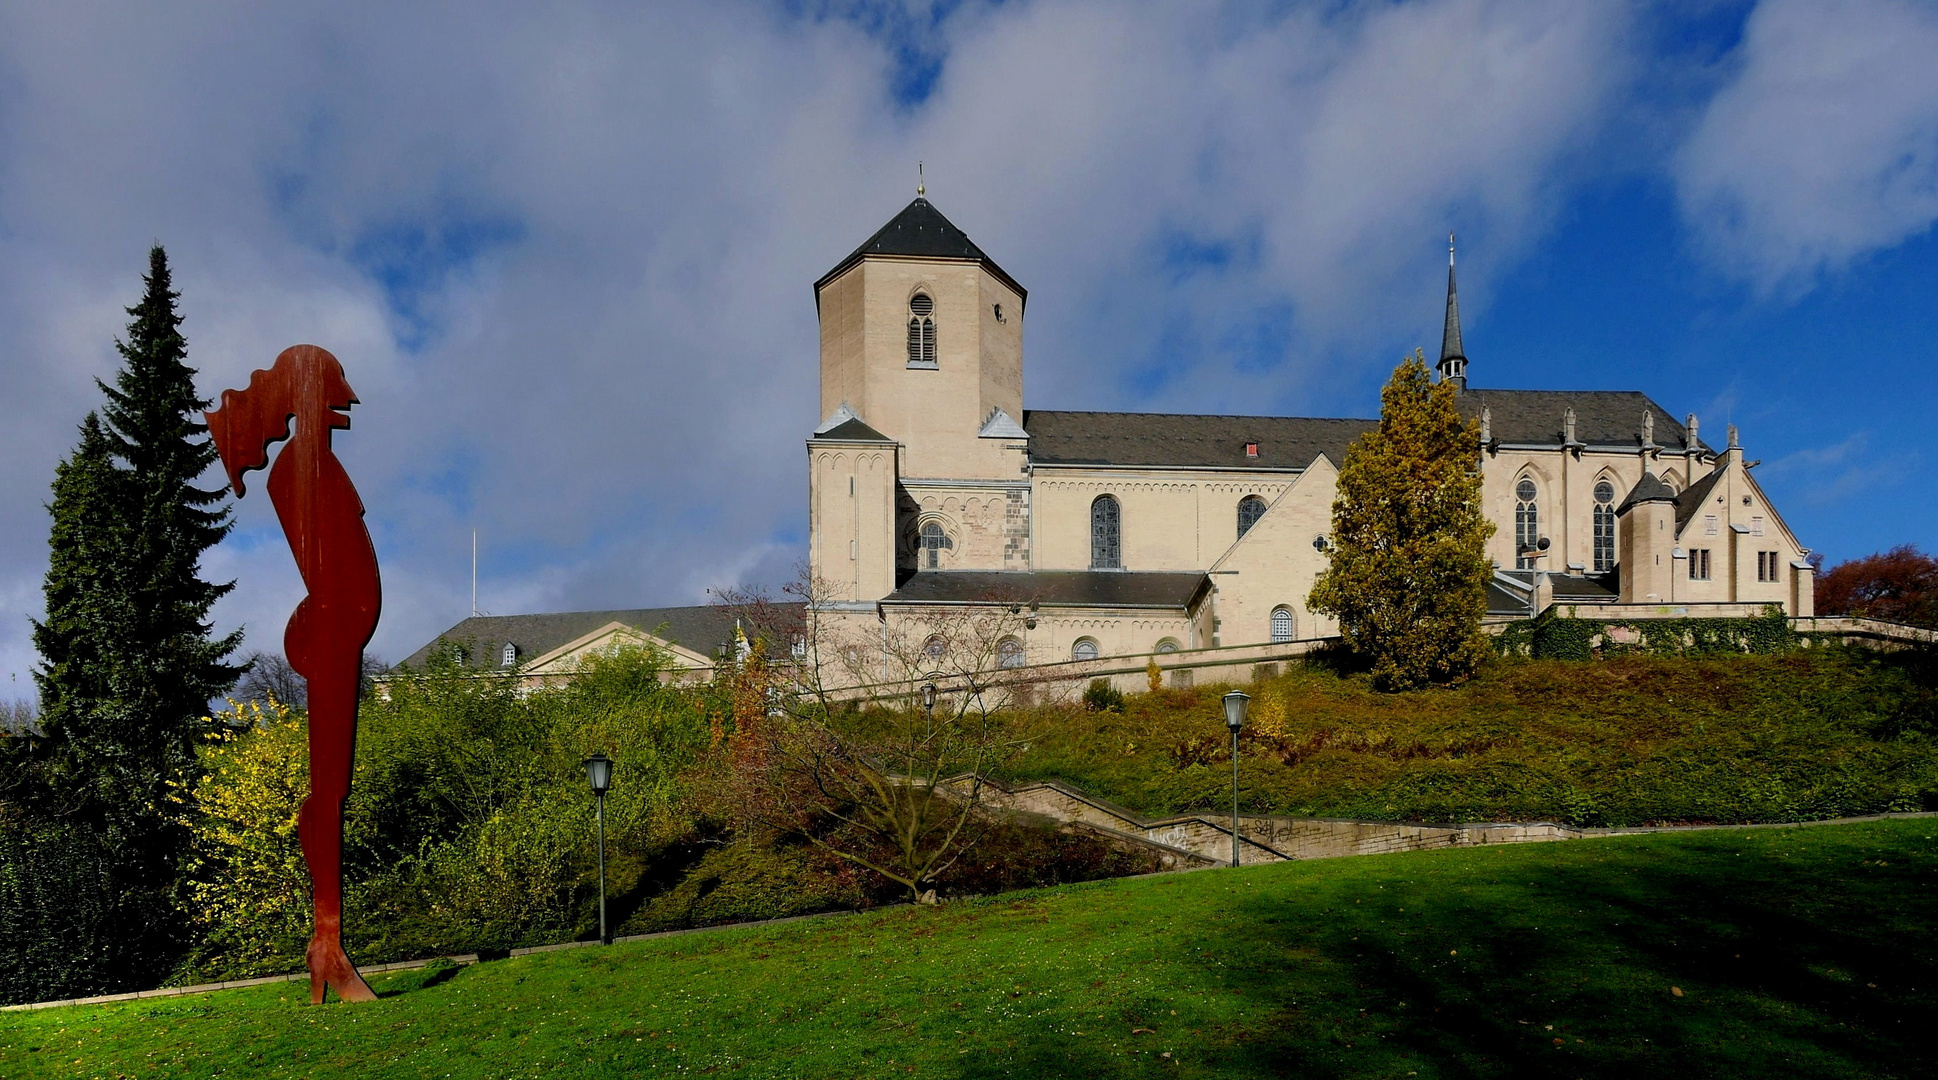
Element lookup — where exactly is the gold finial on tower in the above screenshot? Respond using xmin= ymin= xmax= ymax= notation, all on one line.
xmin=917 ymin=161 xmax=925 ymax=197
xmin=1449 ymin=231 xmax=1456 ymax=267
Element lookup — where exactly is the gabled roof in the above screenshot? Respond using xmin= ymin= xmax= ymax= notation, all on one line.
xmin=1675 ymin=467 xmax=1726 ymax=531
xmin=811 ymin=402 xmax=894 ymax=442
xmin=397 ymin=605 xmax=793 ymax=671
xmin=1616 ymin=471 xmax=1679 ymax=515
xmin=813 ymin=416 xmax=894 ymax=442
xmin=1461 ymin=389 xmax=1702 ymax=451
xmin=883 ymin=570 xmax=1211 ymax=611
xmin=1023 ymin=410 xmax=1374 ymax=471
xmin=814 ymin=197 xmax=1025 ymax=302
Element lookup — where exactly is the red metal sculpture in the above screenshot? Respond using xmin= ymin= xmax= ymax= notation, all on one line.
xmin=206 ymin=345 xmax=380 ymax=1004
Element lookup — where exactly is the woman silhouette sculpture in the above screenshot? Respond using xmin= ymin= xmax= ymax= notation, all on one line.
xmin=206 ymin=345 xmax=380 ymax=1004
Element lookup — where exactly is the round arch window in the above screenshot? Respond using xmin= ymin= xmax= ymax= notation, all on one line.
xmin=923 ymin=635 xmax=946 ymax=662
xmin=997 ymin=637 xmax=1025 ymax=669
xmin=1071 ymin=638 xmax=1100 ymax=662
xmin=1155 ymin=639 xmax=1180 ymax=654
xmin=1270 ymin=607 xmax=1295 ymax=644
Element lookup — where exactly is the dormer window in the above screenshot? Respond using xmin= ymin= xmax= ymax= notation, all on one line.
xmin=907 ymin=292 xmax=937 ymax=368
xmin=1244 ymin=442 xmax=1259 ymax=458
xmin=499 ymin=642 xmax=517 ymax=668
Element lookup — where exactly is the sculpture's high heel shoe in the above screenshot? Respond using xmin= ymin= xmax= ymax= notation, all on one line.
xmin=307 ymin=935 xmax=377 ymax=1004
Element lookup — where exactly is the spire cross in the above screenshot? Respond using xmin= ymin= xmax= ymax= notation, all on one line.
xmin=917 ymin=161 xmax=925 ymax=197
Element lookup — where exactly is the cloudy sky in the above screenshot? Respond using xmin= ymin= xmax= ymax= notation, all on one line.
xmin=3 ymin=0 xmax=1937 ymax=693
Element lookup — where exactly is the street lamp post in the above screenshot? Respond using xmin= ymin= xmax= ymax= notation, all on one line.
xmin=1222 ymin=691 xmax=1249 ymax=868
xmin=583 ymin=752 xmax=614 ymax=944
xmin=921 ymin=681 xmax=938 ymax=735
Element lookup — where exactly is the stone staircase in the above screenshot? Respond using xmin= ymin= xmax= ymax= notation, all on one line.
xmin=946 ymin=774 xmax=1585 ymax=868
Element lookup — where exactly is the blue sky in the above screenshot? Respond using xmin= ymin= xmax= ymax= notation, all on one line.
xmin=1 ymin=0 xmax=1935 ymax=690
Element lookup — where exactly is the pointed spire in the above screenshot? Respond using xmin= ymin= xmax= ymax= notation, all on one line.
xmin=1438 ymin=232 xmax=1467 ymax=388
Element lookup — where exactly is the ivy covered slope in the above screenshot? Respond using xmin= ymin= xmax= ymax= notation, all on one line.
xmin=1004 ymin=647 xmax=1938 ymax=826
xmin=3 ymin=820 xmax=1932 ymax=1079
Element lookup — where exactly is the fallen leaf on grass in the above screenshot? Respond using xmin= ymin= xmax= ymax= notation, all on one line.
xmin=1132 ymin=1028 xmax=1154 ymax=1035
xmin=1671 ymin=987 xmax=1684 ymax=998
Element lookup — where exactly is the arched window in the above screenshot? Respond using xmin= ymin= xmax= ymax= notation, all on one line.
xmin=923 ymin=635 xmax=946 ymax=662
xmin=997 ymin=637 xmax=1025 ymax=669
xmin=907 ymin=293 xmax=937 ymax=367
xmin=1154 ymin=639 xmax=1180 ymax=654
xmin=1593 ymin=480 xmax=1617 ymax=573
xmin=1270 ymin=607 xmax=1295 ymax=643
xmin=499 ymin=642 xmax=517 ymax=668
xmin=1071 ymin=638 xmax=1100 ymax=662
xmin=919 ymin=521 xmax=952 ymax=569
xmin=1514 ymin=477 xmax=1539 ymax=569
xmin=1237 ymin=495 xmax=1267 ymax=539
xmin=1090 ymin=495 xmax=1121 ymax=569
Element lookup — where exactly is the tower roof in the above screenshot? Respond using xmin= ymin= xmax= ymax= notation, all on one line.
xmin=814 ymin=197 xmax=1026 ymax=303
xmin=1440 ymin=243 xmax=1465 ymax=367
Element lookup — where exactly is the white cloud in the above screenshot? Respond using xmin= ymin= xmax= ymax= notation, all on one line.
xmin=0 ymin=0 xmax=1638 ymax=686
xmin=1674 ymin=0 xmax=1938 ymax=291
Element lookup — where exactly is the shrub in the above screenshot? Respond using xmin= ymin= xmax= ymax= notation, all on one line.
xmin=1084 ymin=679 xmax=1125 ymax=713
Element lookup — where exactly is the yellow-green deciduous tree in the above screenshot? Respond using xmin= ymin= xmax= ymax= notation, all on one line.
xmin=1309 ymin=350 xmax=1494 ymax=691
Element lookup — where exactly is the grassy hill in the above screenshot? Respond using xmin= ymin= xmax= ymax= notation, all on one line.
xmin=5 ymin=817 xmax=1932 ymax=1079
xmin=1002 ymin=648 xmax=1938 ymax=826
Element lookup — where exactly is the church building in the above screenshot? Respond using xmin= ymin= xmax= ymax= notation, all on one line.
xmin=405 ymin=194 xmax=1815 ymax=684
xmin=805 ymin=195 xmax=1814 ymax=669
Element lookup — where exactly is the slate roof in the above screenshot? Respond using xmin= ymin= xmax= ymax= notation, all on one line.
xmin=1441 ymin=261 xmax=1465 ymax=365
xmin=1023 ymin=410 xmax=1375 ymax=471
xmin=1488 ymin=573 xmax=1534 ymax=617
xmin=1675 ymin=467 xmax=1726 ymax=531
xmin=883 ymin=570 xmax=1211 ymax=611
xmin=397 ymin=605 xmax=791 ymax=671
xmin=815 ymin=197 xmax=1025 ymax=301
xmin=813 ymin=415 xmax=894 ymax=442
xmin=1550 ymin=573 xmax=1620 ymax=602
xmin=1617 ymin=471 xmax=1680 ymax=515
xmin=1461 ymin=389 xmax=1701 ymax=451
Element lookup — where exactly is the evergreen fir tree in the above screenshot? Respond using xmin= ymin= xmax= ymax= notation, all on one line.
xmin=1309 ymin=350 xmax=1494 ymax=691
xmin=7 ymin=247 xmax=244 ymax=991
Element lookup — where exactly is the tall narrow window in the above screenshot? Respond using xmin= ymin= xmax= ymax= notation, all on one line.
xmin=1090 ymin=495 xmax=1122 ymax=569
xmin=1690 ymin=549 xmax=1711 ymax=580
xmin=1270 ymin=606 xmax=1295 ymax=644
xmin=1237 ymin=495 xmax=1267 ymax=540
xmin=997 ymin=637 xmax=1025 ymax=669
xmin=907 ymin=293 xmax=937 ymax=368
xmin=1592 ymin=480 xmax=1616 ymax=573
xmin=920 ymin=521 xmax=951 ymax=569
xmin=1515 ymin=478 xmax=1540 ymax=569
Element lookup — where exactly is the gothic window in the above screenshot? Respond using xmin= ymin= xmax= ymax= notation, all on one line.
xmin=907 ymin=292 xmax=937 ymax=368
xmin=1515 ymin=477 xmax=1539 ymax=569
xmin=1071 ymin=638 xmax=1100 ymax=662
xmin=920 ymin=521 xmax=952 ymax=569
xmin=1090 ymin=495 xmax=1122 ymax=569
xmin=1593 ymin=480 xmax=1616 ymax=573
xmin=1237 ymin=495 xmax=1267 ymax=540
xmin=997 ymin=637 xmax=1025 ymax=669
xmin=1271 ymin=606 xmax=1295 ymax=644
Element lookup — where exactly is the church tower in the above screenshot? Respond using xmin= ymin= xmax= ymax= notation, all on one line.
xmin=808 ymin=193 xmax=1031 ymax=603
xmin=1438 ymin=234 xmax=1467 ymax=389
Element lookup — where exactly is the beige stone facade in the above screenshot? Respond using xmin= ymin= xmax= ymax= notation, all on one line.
xmin=803 ymin=197 xmax=1815 ymax=675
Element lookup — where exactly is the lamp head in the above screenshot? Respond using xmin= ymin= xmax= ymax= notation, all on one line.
xmin=583 ymin=751 xmax=614 ymax=795
xmin=1222 ymin=690 xmax=1250 ymax=732
xmin=921 ymin=682 xmax=938 ymax=710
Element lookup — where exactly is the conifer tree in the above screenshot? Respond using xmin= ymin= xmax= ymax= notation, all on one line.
xmin=27 ymin=245 xmax=243 ymax=831
xmin=1309 ymin=350 xmax=1494 ymax=691
xmin=4 ymin=248 xmax=244 ymax=992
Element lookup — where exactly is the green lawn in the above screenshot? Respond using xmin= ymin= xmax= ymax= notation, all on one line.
xmin=4 ymin=819 xmax=1933 ymax=1079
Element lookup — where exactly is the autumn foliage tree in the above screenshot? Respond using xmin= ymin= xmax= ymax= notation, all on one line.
xmin=1815 ymin=545 xmax=1938 ymax=628
xmin=1309 ymin=350 xmax=1494 ymax=691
